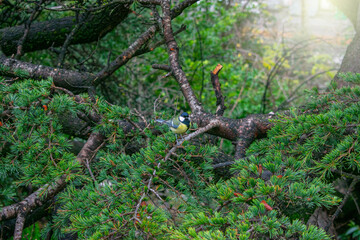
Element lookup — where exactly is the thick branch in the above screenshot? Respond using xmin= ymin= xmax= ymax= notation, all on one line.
xmin=161 ymin=0 xmax=203 ymax=114
xmin=0 ymin=55 xmax=94 ymax=90
xmin=0 ymin=4 xmax=130 ymax=55
xmin=0 ymin=1 xmax=196 ymax=90
xmin=0 ymin=176 xmax=67 ymax=223
xmin=0 ymin=201 xmax=51 ymax=240
xmin=13 ymin=212 xmax=26 ymax=240
xmin=191 ymin=112 xmax=274 ymax=146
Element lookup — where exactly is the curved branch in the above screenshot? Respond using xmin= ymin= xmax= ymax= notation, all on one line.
xmin=161 ymin=0 xmax=203 ymax=114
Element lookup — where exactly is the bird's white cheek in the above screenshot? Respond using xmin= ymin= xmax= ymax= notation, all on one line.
xmin=179 ymin=116 xmax=185 ymax=122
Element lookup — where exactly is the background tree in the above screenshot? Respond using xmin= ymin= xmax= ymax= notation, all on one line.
xmin=0 ymin=0 xmax=359 ymax=239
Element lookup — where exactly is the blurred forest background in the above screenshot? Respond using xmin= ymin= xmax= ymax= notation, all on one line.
xmin=1 ymin=0 xmax=360 ymax=239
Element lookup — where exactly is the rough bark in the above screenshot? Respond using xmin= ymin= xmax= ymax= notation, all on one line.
xmin=161 ymin=0 xmax=203 ymax=114
xmin=0 ymin=4 xmax=130 ymax=56
xmin=0 ymin=201 xmax=51 ymax=240
xmin=333 ymin=31 xmax=360 ymax=87
xmin=0 ymin=55 xmax=94 ymax=90
xmin=330 ymin=0 xmax=360 ymax=87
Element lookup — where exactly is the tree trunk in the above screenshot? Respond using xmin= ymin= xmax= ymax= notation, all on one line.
xmin=331 ymin=0 xmax=360 ymax=87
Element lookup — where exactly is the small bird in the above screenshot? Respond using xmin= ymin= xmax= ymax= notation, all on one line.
xmin=156 ymin=112 xmax=190 ymax=142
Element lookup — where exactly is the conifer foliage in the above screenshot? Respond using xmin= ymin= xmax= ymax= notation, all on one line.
xmin=1 ymin=0 xmax=360 ymax=239
xmin=1 ymin=75 xmax=360 ymax=239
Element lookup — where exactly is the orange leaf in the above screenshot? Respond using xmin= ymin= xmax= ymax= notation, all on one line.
xmin=234 ymin=192 xmax=243 ymax=197
xmin=277 ymin=175 xmax=283 ymax=179
xmin=110 ymin=160 xmax=116 ymax=167
xmin=257 ymin=164 xmax=263 ymax=175
xmin=261 ymin=200 xmax=273 ymax=211
xmin=42 ymin=105 xmax=48 ymax=111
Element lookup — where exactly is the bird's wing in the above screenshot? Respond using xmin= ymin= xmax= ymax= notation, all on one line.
xmin=155 ymin=119 xmax=179 ymax=128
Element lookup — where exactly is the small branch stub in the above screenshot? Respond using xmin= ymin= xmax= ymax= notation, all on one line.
xmin=211 ymin=64 xmax=226 ymax=116
xmin=212 ymin=64 xmax=223 ymax=75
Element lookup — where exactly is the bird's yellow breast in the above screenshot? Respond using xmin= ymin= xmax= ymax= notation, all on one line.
xmin=170 ymin=123 xmax=188 ymax=134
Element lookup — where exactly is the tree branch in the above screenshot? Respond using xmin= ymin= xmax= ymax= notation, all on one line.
xmin=13 ymin=212 xmax=26 ymax=240
xmin=94 ymin=25 xmax=157 ymax=85
xmin=0 ymin=132 xmax=105 ymax=222
xmin=211 ymin=64 xmax=226 ymax=116
xmin=57 ymin=11 xmax=89 ymax=68
xmin=0 ymin=55 xmax=94 ymax=90
xmin=15 ymin=0 xmax=44 ymax=58
xmin=160 ymin=0 xmax=273 ymax=154
xmin=161 ymin=0 xmax=203 ymax=114
xmin=0 ymin=3 xmax=130 ymax=55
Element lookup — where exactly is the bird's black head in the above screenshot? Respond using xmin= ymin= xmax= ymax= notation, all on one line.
xmin=181 ymin=112 xmax=189 ymax=118
xmin=179 ymin=112 xmax=190 ymax=127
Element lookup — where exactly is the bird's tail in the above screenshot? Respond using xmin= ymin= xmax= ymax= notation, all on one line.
xmin=155 ymin=119 xmax=172 ymax=127
xmin=155 ymin=119 xmax=166 ymax=124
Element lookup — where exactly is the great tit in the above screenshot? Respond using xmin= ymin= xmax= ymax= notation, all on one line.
xmin=156 ymin=112 xmax=190 ymax=141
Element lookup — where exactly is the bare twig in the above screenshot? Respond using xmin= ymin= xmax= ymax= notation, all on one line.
xmin=152 ymin=64 xmax=172 ymax=72
xmin=52 ymin=86 xmax=75 ymax=97
xmin=325 ymin=178 xmax=359 ymax=232
xmin=261 ymin=39 xmax=322 ymax=113
xmin=229 ymin=84 xmax=245 ymax=115
xmin=276 ymin=69 xmax=337 ymax=111
xmin=195 ymin=19 xmax=205 ymax=100
xmin=45 ymin=0 xmax=161 ymax=12
xmin=57 ymin=11 xmax=89 ymax=67
xmin=212 ymin=161 xmax=235 ymax=169
xmin=351 ymin=193 xmax=360 ymax=216
xmin=15 ymin=0 xmax=44 ymax=58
